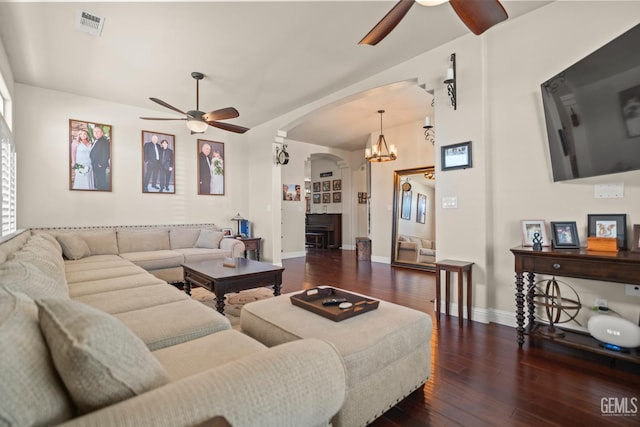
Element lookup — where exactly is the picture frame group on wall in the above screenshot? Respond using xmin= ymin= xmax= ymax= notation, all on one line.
xmin=69 ymin=119 xmax=112 ymax=192
xmin=587 ymin=213 xmax=627 ymax=249
xmin=197 ymin=139 xmax=225 ymax=195
xmin=550 ymin=221 xmax=580 ymax=249
xmin=520 ymin=220 xmax=550 ymax=247
xmin=142 ymin=130 xmax=175 ymax=194
xmin=441 ymin=141 xmax=472 ymax=171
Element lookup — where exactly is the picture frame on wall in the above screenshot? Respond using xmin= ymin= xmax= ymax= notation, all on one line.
xmin=358 ymin=192 xmax=367 ymax=204
xmin=401 ymin=190 xmax=412 ymax=220
xmin=69 ymin=119 xmax=112 ymax=192
xmin=313 ymin=182 xmax=320 ymax=192
xmin=441 ymin=141 xmax=472 ymax=171
xmin=197 ymin=139 xmax=225 ymax=195
xmin=550 ymin=221 xmax=580 ymax=249
xmin=313 ymin=193 xmax=321 ymax=204
xmin=142 ymin=130 xmax=175 ymax=194
xmin=221 ymin=228 xmax=233 ymax=237
xmin=282 ymin=184 xmax=301 ymax=201
xmin=322 ymin=193 xmax=331 ymax=203
xmin=631 ymin=224 xmax=640 ymax=253
xmin=333 ymin=192 xmax=341 ymax=203
xmin=587 ymin=213 xmax=627 ymax=249
xmin=333 ymin=179 xmax=342 ymax=191
xmin=520 ymin=220 xmax=549 ymax=247
xmin=416 ymin=193 xmax=426 ymax=224
xmin=322 ymin=180 xmax=331 ymax=192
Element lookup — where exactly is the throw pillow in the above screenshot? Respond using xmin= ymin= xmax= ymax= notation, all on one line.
xmin=55 ymin=234 xmax=91 ymax=260
xmin=0 ymin=290 xmax=74 ymax=426
xmin=194 ymin=229 xmax=224 ymax=249
xmin=36 ymin=298 xmax=170 ymax=414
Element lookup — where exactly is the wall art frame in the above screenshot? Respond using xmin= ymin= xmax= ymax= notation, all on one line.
xmin=441 ymin=141 xmax=472 ymax=171
xmin=197 ymin=139 xmax=225 ymax=195
xmin=69 ymin=119 xmax=112 ymax=192
xmin=142 ymin=130 xmax=175 ymax=194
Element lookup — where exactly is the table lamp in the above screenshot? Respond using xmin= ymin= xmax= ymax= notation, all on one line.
xmin=231 ymin=213 xmax=245 ymax=237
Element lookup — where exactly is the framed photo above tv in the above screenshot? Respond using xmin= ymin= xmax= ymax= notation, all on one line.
xmin=550 ymin=221 xmax=580 ymax=249
xmin=441 ymin=141 xmax=472 ymax=171
xmin=587 ymin=214 xmax=627 ymax=249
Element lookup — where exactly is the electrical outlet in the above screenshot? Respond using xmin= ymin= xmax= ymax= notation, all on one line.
xmin=626 ymin=284 xmax=640 ymax=297
xmin=594 ymin=298 xmax=608 ymax=308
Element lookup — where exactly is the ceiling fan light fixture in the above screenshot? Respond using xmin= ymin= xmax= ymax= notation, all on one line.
xmin=186 ymin=119 xmax=208 ymax=133
xmin=416 ymin=0 xmax=448 ymax=6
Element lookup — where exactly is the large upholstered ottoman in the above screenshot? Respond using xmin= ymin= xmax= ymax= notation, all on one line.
xmin=240 ymin=288 xmax=432 ymax=427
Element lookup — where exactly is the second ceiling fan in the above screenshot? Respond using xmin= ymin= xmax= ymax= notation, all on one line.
xmin=359 ymin=0 xmax=508 ymax=46
xmin=140 ymin=72 xmax=250 ymax=134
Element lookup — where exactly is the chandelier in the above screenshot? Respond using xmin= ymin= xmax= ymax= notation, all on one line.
xmin=365 ymin=110 xmax=397 ymax=163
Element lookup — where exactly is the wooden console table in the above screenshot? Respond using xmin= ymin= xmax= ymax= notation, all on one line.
xmin=238 ymin=237 xmax=261 ymax=261
xmin=511 ymin=246 xmax=640 ymax=363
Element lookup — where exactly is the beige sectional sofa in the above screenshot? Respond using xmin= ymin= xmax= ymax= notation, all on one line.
xmin=0 ymin=228 xmax=347 ymax=427
xmin=397 ymin=235 xmax=436 ymax=263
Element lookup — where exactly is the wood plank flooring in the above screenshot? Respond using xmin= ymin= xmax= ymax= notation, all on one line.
xmin=280 ymin=249 xmax=640 ymax=426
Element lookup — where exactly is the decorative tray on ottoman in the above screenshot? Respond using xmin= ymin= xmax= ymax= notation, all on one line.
xmin=290 ymin=287 xmax=379 ymax=322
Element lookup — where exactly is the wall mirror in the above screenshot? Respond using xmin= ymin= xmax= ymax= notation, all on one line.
xmin=391 ymin=166 xmax=436 ymax=271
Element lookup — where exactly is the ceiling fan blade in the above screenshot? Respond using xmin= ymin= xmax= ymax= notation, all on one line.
xmin=359 ymin=0 xmax=415 ymax=46
xmin=207 ymin=120 xmax=250 ymax=134
xmin=139 ymin=117 xmax=186 ymax=121
xmin=449 ymin=0 xmax=508 ymax=35
xmin=149 ymin=97 xmax=187 ymax=115
xmin=202 ymin=107 xmax=240 ymax=122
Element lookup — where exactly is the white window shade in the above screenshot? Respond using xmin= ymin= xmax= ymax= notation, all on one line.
xmin=0 ymin=114 xmax=16 ymax=237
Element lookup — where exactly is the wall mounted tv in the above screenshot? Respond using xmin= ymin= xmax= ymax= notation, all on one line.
xmin=541 ymin=23 xmax=640 ymax=182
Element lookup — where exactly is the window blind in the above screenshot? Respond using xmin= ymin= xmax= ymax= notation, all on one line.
xmin=0 ymin=113 xmax=16 ymax=237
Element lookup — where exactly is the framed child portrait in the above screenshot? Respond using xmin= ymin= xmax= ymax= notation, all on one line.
xmin=69 ymin=119 xmax=112 ymax=192
xmin=197 ymin=139 xmax=225 ymax=195
xmin=142 ymin=130 xmax=175 ymax=194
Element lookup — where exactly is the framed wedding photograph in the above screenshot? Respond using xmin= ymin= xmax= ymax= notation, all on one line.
xmin=142 ymin=130 xmax=175 ymax=194
xmin=69 ymin=119 xmax=112 ymax=192
xmin=441 ymin=141 xmax=472 ymax=171
xmin=632 ymin=224 xmax=640 ymax=253
xmin=550 ymin=221 xmax=580 ymax=249
xmin=197 ymin=139 xmax=225 ymax=195
xmin=401 ymin=190 xmax=412 ymax=220
xmin=416 ymin=193 xmax=426 ymax=224
xmin=587 ymin=214 xmax=626 ymax=249
xmin=520 ymin=220 xmax=549 ymax=247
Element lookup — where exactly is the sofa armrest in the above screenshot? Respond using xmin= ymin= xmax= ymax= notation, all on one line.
xmin=59 ymin=338 xmax=346 ymax=427
xmin=219 ymin=238 xmax=245 ymax=258
xmin=398 ymin=241 xmax=418 ymax=251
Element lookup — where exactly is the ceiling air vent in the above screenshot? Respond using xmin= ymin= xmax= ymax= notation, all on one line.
xmin=75 ymin=10 xmax=105 ymax=36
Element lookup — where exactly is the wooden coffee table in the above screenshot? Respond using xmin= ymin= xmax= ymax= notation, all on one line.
xmin=181 ymin=258 xmax=284 ymax=314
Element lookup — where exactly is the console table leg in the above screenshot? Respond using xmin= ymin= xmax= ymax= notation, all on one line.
xmin=526 ymin=272 xmax=536 ymax=333
xmin=515 ymin=272 xmax=525 ymax=347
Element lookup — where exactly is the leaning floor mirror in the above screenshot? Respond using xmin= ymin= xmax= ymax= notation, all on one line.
xmin=391 ymin=166 xmax=436 ymax=271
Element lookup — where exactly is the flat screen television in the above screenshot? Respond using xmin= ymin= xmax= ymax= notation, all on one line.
xmin=541 ymin=23 xmax=640 ymax=182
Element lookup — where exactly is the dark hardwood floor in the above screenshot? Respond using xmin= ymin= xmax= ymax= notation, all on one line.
xmin=280 ymin=249 xmax=640 ymax=426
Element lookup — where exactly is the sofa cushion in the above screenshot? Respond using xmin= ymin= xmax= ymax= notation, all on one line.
xmin=118 ymin=229 xmax=170 ymax=253
xmin=65 ymin=264 xmax=147 ymax=285
xmin=33 ymin=232 xmax=63 ymax=256
xmin=119 ymin=250 xmax=184 ymax=271
xmin=73 ymin=283 xmax=189 ymax=314
xmin=56 ymin=233 xmax=91 ymax=260
xmin=169 ymin=228 xmax=202 ymax=249
xmin=195 ymin=229 xmax=224 ymax=249
xmin=421 ymin=239 xmax=433 ymax=249
xmin=0 ymin=290 xmax=74 ymax=426
xmin=68 ymin=273 xmax=165 ymax=298
xmin=175 ymin=247 xmax=231 ymax=263
xmin=36 ymin=298 xmax=170 ymax=414
xmin=79 ymin=230 xmax=119 ymax=255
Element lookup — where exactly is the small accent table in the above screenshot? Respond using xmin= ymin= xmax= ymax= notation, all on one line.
xmin=238 ymin=237 xmax=261 ymax=261
xmin=435 ymin=259 xmax=474 ymax=327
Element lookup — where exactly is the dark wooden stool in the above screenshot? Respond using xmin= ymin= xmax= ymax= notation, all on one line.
xmin=435 ymin=259 xmax=474 ymax=327
xmin=305 ymin=232 xmax=324 ymax=248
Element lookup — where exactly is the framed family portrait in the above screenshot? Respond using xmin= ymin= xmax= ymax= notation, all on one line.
xmin=520 ymin=220 xmax=549 ymax=247
xmin=283 ymin=184 xmax=301 ymax=201
xmin=416 ymin=193 xmax=426 ymax=224
xmin=587 ymin=213 xmax=626 ymax=249
xmin=550 ymin=221 xmax=580 ymax=249
xmin=441 ymin=141 xmax=472 ymax=171
xmin=69 ymin=119 xmax=112 ymax=192
xmin=142 ymin=131 xmax=175 ymax=194
xmin=401 ymin=190 xmax=412 ymax=220
xmin=197 ymin=139 xmax=225 ymax=195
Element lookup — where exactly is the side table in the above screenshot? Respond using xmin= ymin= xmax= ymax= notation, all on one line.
xmin=238 ymin=237 xmax=261 ymax=261
xmin=435 ymin=259 xmax=473 ymax=327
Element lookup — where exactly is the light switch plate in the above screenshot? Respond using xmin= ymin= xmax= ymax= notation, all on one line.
xmin=442 ymin=196 xmax=458 ymax=209
xmin=594 ymin=183 xmax=623 ymax=198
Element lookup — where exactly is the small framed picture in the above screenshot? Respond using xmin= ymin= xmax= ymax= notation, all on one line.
xmin=587 ymin=214 xmax=627 ymax=249
xmin=313 ymin=193 xmax=321 ymax=204
xmin=441 ymin=141 xmax=472 ymax=171
xmin=197 ymin=139 xmax=225 ymax=195
xmin=333 ymin=192 xmax=341 ymax=203
xmin=322 ymin=193 xmax=331 ymax=203
xmin=631 ymin=224 xmax=640 ymax=253
xmin=401 ymin=190 xmax=412 ymax=220
xmin=416 ymin=193 xmax=426 ymax=224
xmin=550 ymin=221 xmax=580 ymax=249
xmin=322 ymin=181 xmax=331 ymax=192
xmin=313 ymin=182 xmax=320 ymax=192
xmin=520 ymin=220 xmax=549 ymax=247
xmin=358 ymin=192 xmax=367 ymax=204
xmin=333 ymin=179 xmax=342 ymax=191
xmin=221 ymin=228 xmax=233 ymax=237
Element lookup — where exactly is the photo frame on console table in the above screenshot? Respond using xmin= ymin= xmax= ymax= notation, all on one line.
xmin=550 ymin=221 xmax=580 ymax=249
xmin=141 ymin=130 xmax=175 ymax=194
xmin=69 ymin=119 xmax=112 ymax=192
xmin=587 ymin=214 xmax=626 ymax=249
xmin=520 ymin=220 xmax=549 ymax=247
xmin=441 ymin=141 xmax=472 ymax=171
xmin=632 ymin=224 xmax=640 ymax=253
xmin=197 ymin=139 xmax=225 ymax=195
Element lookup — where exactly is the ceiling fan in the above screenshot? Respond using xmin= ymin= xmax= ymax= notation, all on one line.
xmin=359 ymin=0 xmax=508 ymax=46
xmin=140 ymin=72 xmax=250 ymax=134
